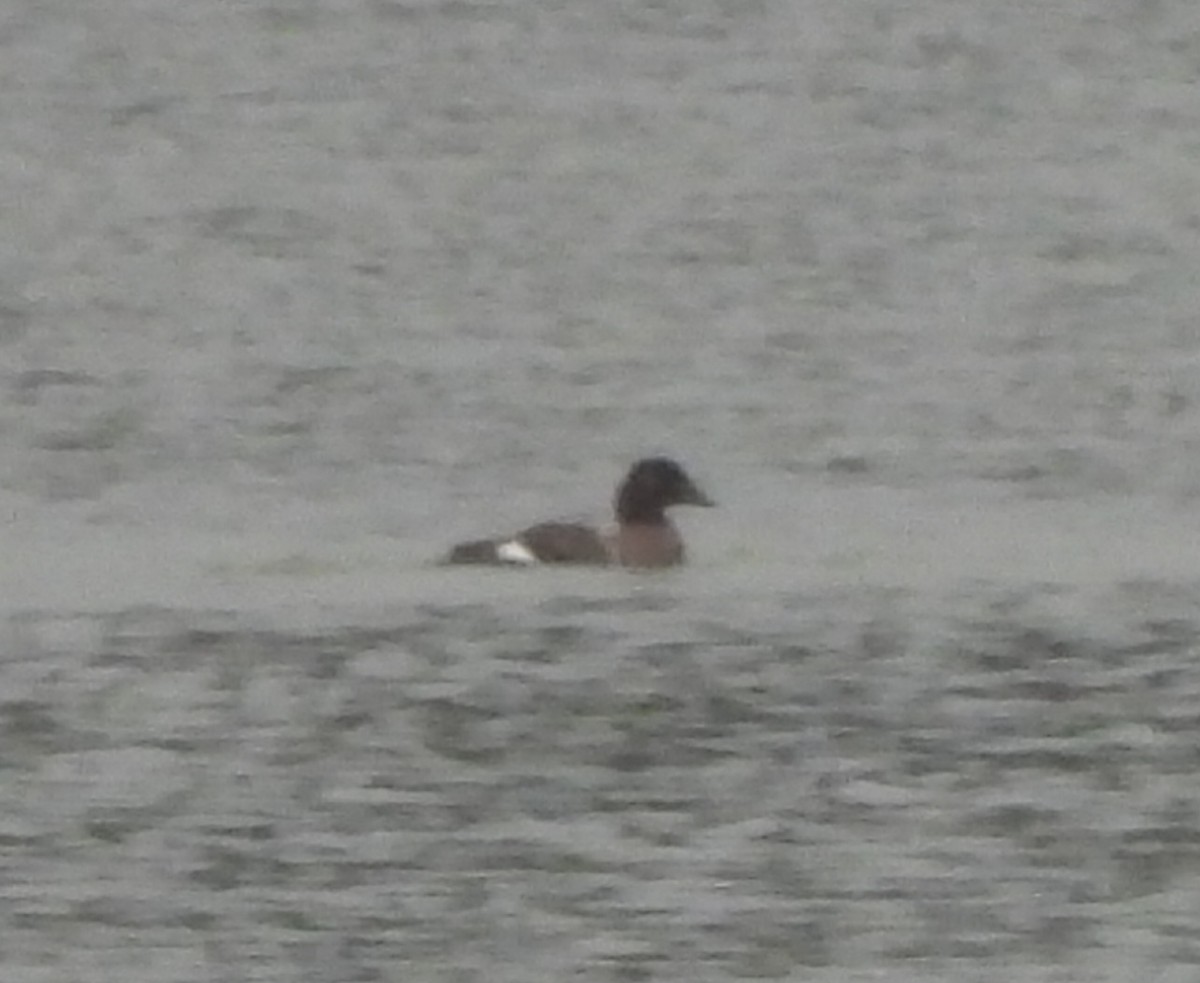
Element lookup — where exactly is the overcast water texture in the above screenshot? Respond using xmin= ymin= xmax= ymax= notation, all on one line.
xmin=4 ymin=0 xmax=1200 ymax=980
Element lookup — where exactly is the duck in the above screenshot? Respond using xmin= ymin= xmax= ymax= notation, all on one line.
xmin=443 ymin=457 xmax=714 ymax=568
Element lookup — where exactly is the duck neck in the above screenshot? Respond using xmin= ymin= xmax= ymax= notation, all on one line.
xmin=615 ymin=498 xmax=668 ymax=526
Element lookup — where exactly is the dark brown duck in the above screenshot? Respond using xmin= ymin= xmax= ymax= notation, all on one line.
xmin=444 ymin=457 xmax=714 ymax=568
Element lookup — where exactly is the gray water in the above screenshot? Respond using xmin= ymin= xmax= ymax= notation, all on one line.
xmin=5 ymin=0 xmax=1200 ymax=979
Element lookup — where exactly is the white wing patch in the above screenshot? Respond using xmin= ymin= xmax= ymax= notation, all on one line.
xmin=496 ymin=539 xmax=538 ymax=565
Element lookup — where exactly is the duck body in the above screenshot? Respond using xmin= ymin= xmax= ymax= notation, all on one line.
xmin=443 ymin=457 xmax=713 ymax=569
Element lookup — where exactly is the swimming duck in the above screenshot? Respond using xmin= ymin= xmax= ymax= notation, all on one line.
xmin=443 ymin=457 xmax=714 ymax=568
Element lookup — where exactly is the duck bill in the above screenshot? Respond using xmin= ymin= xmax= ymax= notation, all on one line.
xmin=684 ymin=483 xmax=715 ymax=507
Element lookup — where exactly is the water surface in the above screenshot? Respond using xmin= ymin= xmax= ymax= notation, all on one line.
xmin=4 ymin=0 xmax=1200 ymax=979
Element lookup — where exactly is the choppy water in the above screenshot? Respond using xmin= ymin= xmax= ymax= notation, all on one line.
xmin=5 ymin=0 xmax=1200 ymax=979
xmin=7 ymin=586 xmax=1200 ymax=982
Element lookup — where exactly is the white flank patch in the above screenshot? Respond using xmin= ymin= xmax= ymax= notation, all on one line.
xmin=496 ymin=539 xmax=538 ymax=565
